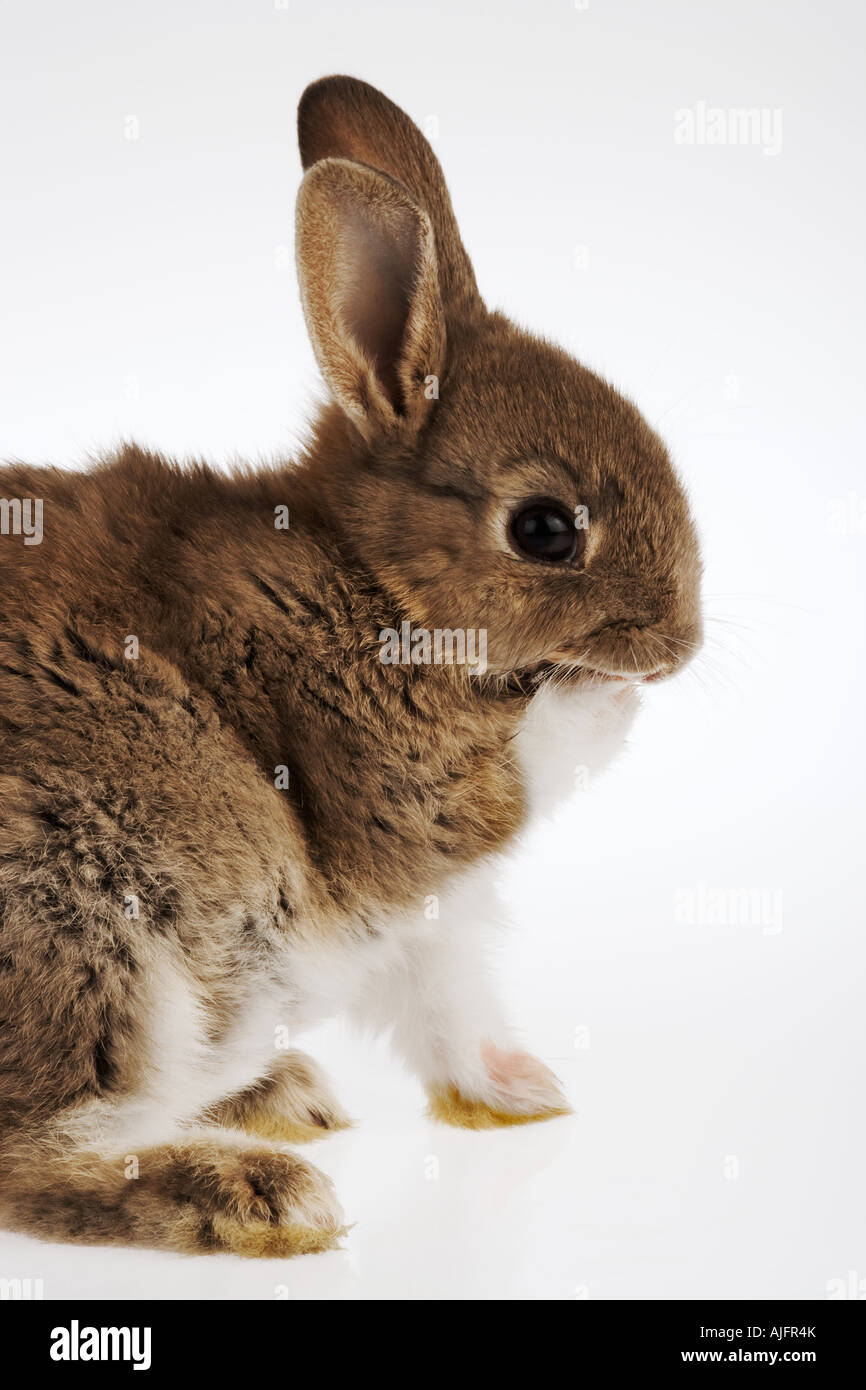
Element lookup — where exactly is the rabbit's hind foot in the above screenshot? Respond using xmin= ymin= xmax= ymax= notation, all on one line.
xmin=0 ymin=1123 xmax=346 ymax=1258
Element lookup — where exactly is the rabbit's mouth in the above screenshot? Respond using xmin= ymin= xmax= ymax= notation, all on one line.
xmin=504 ymin=660 xmax=633 ymax=696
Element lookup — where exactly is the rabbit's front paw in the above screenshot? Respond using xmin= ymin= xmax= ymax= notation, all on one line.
xmin=427 ymin=1040 xmax=572 ymax=1130
xmin=204 ymin=1050 xmax=352 ymax=1145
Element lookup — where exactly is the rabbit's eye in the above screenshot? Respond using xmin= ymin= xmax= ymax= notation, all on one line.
xmin=508 ymin=500 xmax=579 ymax=564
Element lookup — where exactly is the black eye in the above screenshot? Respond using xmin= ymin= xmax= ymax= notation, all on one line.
xmin=508 ymin=500 xmax=579 ymax=564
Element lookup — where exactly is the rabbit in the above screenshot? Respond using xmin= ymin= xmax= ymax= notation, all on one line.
xmin=0 ymin=75 xmax=702 ymax=1257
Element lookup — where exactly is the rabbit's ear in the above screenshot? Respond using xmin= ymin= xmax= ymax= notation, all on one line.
xmin=298 ymin=76 xmax=480 ymax=318
xmin=296 ymin=157 xmax=446 ymax=443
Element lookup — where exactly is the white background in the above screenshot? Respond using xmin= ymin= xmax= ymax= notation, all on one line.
xmin=1 ymin=0 xmax=864 ymax=1300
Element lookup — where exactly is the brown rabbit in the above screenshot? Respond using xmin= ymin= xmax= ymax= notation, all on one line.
xmin=0 ymin=76 xmax=701 ymax=1256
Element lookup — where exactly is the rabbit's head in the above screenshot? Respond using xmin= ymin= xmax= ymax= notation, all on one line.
xmin=295 ymin=77 xmax=701 ymax=686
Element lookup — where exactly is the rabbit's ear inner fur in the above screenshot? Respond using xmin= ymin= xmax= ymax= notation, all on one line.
xmin=298 ymin=75 xmax=481 ymax=318
xmin=296 ymin=157 xmax=446 ymax=443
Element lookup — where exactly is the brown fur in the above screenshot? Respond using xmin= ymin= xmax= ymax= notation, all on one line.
xmin=2 ymin=1126 xmax=345 ymax=1257
xmin=0 ymin=76 xmax=701 ymax=1256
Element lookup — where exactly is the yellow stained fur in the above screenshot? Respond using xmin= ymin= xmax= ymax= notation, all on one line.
xmin=210 ymin=1215 xmax=346 ymax=1259
xmin=233 ymin=1111 xmax=352 ymax=1146
xmin=427 ymin=1086 xmax=572 ymax=1131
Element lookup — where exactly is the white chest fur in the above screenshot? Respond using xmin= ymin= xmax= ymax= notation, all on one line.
xmin=513 ymin=681 xmax=641 ymax=820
